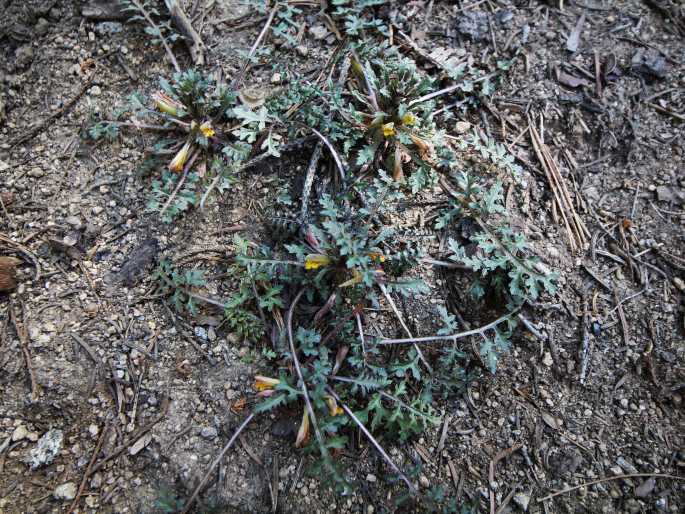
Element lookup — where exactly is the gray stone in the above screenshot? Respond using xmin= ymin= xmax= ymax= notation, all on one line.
xmin=309 ymin=25 xmax=328 ymax=40
xmin=455 ymin=121 xmax=471 ymax=134
xmin=82 ymin=1 xmax=129 ymax=21
xmin=12 ymin=425 xmax=28 ymax=441
xmin=616 ymin=456 xmax=638 ymax=475
xmin=635 ymin=477 xmax=655 ymax=498
xmin=15 ymin=45 xmax=34 ymax=68
xmin=35 ymin=18 xmax=50 ymax=36
xmin=65 ymin=215 xmax=83 ymax=229
xmin=200 ymin=426 xmax=218 ymax=440
xmin=53 ymin=482 xmax=77 ymax=501
xmin=456 ymin=12 xmax=488 ymax=41
xmin=29 ymin=429 xmax=63 ymax=470
xmin=95 ymin=22 xmax=124 ymax=36
xmin=513 ymin=491 xmax=531 ymax=511
xmin=631 ymin=49 xmax=666 ymax=79
xmin=195 ymin=326 xmax=208 ymax=341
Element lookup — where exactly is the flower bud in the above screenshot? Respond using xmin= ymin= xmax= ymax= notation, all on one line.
xmin=152 ymin=91 xmax=184 ymax=117
xmin=168 ymin=141 xmax=193 ymax=172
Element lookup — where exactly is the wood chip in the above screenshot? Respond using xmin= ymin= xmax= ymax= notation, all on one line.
xmin=541 ymin=411 xmax=561 ymax=430
xmin=566 ymin=13 xmax=585 ymax=52
xmin=129 ymin=432 xmax=152 ymax=455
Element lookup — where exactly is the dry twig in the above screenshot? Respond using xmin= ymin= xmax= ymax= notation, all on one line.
xmin=181 ymin=413 xmax=256 ymax=513
xmin=528 ymin=116 xmax=588 ymax=252
xmin=377 ymin=310 xmax=516 ymax=346
xmin=9 ymin=75 xmax=95 ymax=148
xmin=489 ymin=443 xmax=523 ymax=514
xmin=326 ymin=387 xmax=418 ymax=495
xmin=66 ymin=425 xmax=109 ymax=514
xmin=9 ymin=302 xmax=40 ymax=401
xmin=378 ymin=283 xmax=432 ymax=372
xmin=165 ymin=0 xmax=205 ymax=65
xmin=537 ymin=473 xmax=685 ymax=502
xmin=130 ymin=0 xmax=181 ymax=73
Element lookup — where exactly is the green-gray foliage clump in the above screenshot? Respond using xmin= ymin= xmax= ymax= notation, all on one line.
xmin=89 ymin=6 xmax=557 ymax=504
xmin=153 ymin=259 xmax=207 ymax=315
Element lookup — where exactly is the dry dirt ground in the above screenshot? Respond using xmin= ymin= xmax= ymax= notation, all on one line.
xmin=0 ymin=1 xmax=684 ymax=513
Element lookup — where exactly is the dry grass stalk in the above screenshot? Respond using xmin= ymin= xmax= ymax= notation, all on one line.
xmin=528 ymin=116 xmax=589 ymax=252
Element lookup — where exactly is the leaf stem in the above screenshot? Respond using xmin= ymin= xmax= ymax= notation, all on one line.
xmin=325 ymin=387 xmax=418 ymax=495
xmin=130 ymin=0 xmax=181 ymax=73
xmin=377 ymin=310 xmax=517 ymax=346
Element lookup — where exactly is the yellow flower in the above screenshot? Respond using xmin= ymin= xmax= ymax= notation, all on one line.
xmin=339 ymin=269 xmax=363 ymax=288
xmin=382 ymin=122 xmax=396 ymax=138
xmin=402 ymin=113 xmax=417 ymax=126
xmin=168 ymin=141 xmax=193 ymax=172
xmin=305 ymin=254 xmax=332 ymax=270
xmin=324 ymin=395 xmax=343 ymax=417
xmin=254 ymin=375 xmax=280 ymax=391
xmin=199 ymin=121 xmax=215 ymax=138
xmin=152 ymin=91 xmax=184 ymax=117
xmin=295 ymin=408 xmax=310 ymax=448
xmin=367 ymin=252 xmax=385 ymax=263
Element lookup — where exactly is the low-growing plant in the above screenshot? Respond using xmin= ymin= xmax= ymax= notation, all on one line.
xmin=234 ymin=181 xmax=528 ymax=488
xmin=88 ymin=9 xmax=557 ymax=506
xmin=153 ymin=259 xmax=207 ymax=315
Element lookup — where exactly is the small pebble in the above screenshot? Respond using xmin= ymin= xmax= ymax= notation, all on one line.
xmin=455 ymin=121 xmax=471 ymax=134
xmin=513 ymin=492 xmax=531 ymax=511
xmin=11 ymin=425 xmax=28 ymax=442
xmin=35 ymin=18 xmax=50 ymax=36
xmin=200 ymin=427 xmax=218 ymax=440
xmin=195 ymin=326 xmax=208 ymax=341
xmin=673 ymin=277 xmax=685 ymax=292
xmin=309 ymin=25 xmax=328 ymax=40
xmin=53 ymin=482 xmax=77 ymax=501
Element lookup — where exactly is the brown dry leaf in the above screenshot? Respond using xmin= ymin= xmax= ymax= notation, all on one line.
xmin=557 ymin=70 xmax=591 ymax=88
xmin=393 ymin=142 xmax=404 ymax=181
xmin=541 ymin=411 xmax=560 ymax=430
xmin=80 ymin=58 xmax=96 ymax=75
xmin=238 ymin=87 xmax=269 ymax=109
xmin=295 ymin=409 xmax=310 ymax=448
xmin=1 ymin=192 xmax=14 ymax=207
xmin=195 ymin=157 xmax=207 ymax=179
xmin=175 ymin=359 xmax=192 ymax=377
xmin=231 ymin=397 xmax=247 ymax=413
xmin=0 ymin=256 xmax=22 ymax=292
